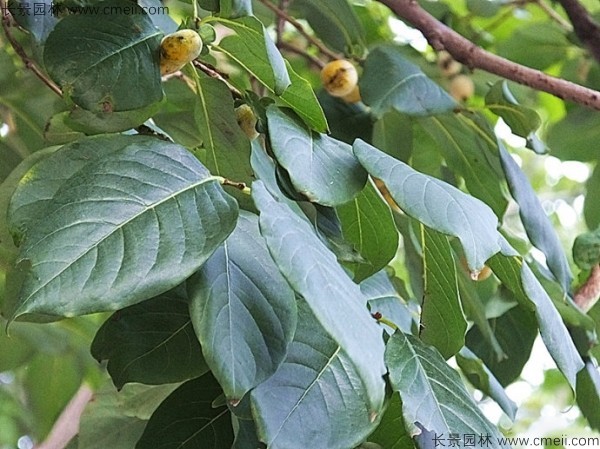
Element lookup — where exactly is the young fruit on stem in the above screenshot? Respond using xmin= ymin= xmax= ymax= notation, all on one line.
xmin=160 ymin=29 xmax=203 ymax=76
xmin=437 ymin=50 xmax=462 ymax=77
xmin=235 ymin=104 xmax=259 ymax=140
xmin=449 ymin=74 xmax=475 ymax=102
xmin=321 ymin=59 xmax=358 ymax=97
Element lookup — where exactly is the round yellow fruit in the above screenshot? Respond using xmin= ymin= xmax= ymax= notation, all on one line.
xmin=320 ymin=59 xmax=358 ymax=97
xmin=341 ymin=85 xmax=361 ymax=104
xmin=160 ymin=29 xmax=203 ymax=76
xmin=235 ymin=104 xmax=259 ymax=140
xmin=449 ymin=74 xmax=475 ymax=102
xmin=437 ymin=50 xmax=462 ymax=77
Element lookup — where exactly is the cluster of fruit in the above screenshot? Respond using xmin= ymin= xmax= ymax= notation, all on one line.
xmin=437 ymin=50 xmax=475 ymax=102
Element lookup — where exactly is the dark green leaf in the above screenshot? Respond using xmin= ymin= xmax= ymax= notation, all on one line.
xmin=360 ymin=45 xmax=456 ymax=117
xmin=91 ymin=291 xmax=209 ymax=389
xmin=138 ymin=0 xmax=178 ymax=33
xmin=8 ymin=135 xmax=239 ymax=319
xmin=187 ymin=211 xmax=297 ymax=401
xmin=367 ymin=394 xmax=416 ymax=449
xmin=251 ymin=299 xmax=380 ymax=449
xmin=576 ymin=359 xmax=600 ymax=431
xmin=291 ymin=0 xmax=366 ymax=55
xmin=385 ymin=332 xmax=510 ymax=448
xmin=573 ymin=226 xmax=600 ymax=270
xmin=419 ymin=224 xmax=466 ymax=359
xmin=44 ymin=0 xmax=163 ymax=112
xmin=499 ymin=143 xmax=572 ymax=291
xmin=353 ymin=139 xmax=501 ymax=271
xmin=136 ymin=374 xmax=233 ymax=449
xmin=267 ymin=106 xmax=367 ymax=206
xmin=585 ymin=165 xmax=600 ymax=229
xmin=63 ymin=102 xmax=162 ymax=134
xmin=220 ymin=0 xmax=253 ymax=18
xmin=233 ymin=417 xmax=264 ymax=449
xmin=372 ymin=110 xmax=412 ymax=162
xmin=456 ymin=347 xmax=517 ymax=420
xmin=416 ymin=112 xmax=508 ymax=217
xmin=252 ymin=181 xmax=386 ymax=412
xmin=337 ymin=181 xmax=398 ymax=282
xmin=43 ymin=112 xmax=86 ymax=145
xmin=317 ymin=90 xmax=373 ymax=144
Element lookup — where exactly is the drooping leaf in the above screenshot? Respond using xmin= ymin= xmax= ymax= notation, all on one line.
xmin=44 ymin=0 xmax=163 ymax=112
xmin=416 ymin=112 xmax=509 ymax=218
xmin=267 ymin=106 xmax=367 ymax=206
xmin=576 ymin=359 xmax=600 ymax=431
xmin=360 ymin=45 xmax=456 ymax=117
xmin=192 ymin=72 xmax=254 ymax=210
xmin=8 ymin=135 xmax=239 ymax=319
xmin=91 ymin=291 xmax=209 ymax=389
xmin=336 ymin=180 xmax=398 ymax=282
xmin=281 ymin=62 xmax=328 ymax=132
xmin=456 ymin=347 xmax=518 ymax=420
xmin=419 ymin=224 xmax=466 ymax=359
xmin=252 ymin=181 xmax=386 ymax=413
xmin=187 ymin=211 xmax=297 ymax=401
xmin=385 ymin=332 xmax=510 ymax=448
xmin=251 ymin=299 xmax=380 ymax=449
xmin=290 ymin=0 xmax=366 ymax=55
xmin=136 ymin=374 xmax=234 ymax=449
xmin=499 ymin=143 xmax=572 ymax=291
xmin=353 ymin=139 xmax=501 ymax=271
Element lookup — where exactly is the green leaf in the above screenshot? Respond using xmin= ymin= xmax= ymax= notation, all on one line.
xmin=573 ymin=226 xmax=600 ymax=270
xmin=336 ymin=181 xmax=399 ymax=282
xmin=210 ymin=16 xmax=290 ymax=95
xmin=547 ymin=107 xmax=600 ymax=162
xmin=138 ymin=0 xmax=178 ymax=33
xmin=416 ymin=112 xmax=509 ymax=218
xmin=91 ymin=291 xmax=209 ymax=389
xmin=291 ymin=0 xmax=366 ymax=55
xmin=220 ymin=0 xmax=253 ymax=18
xmin=267 ymin=106 xmax=367 ymax=206
xmin=385 ymin=332 xmax=510 ymax=448
xmin=353 ymin=139 xmax=501 ymax=271
xmin=466 ymin=0 xmax=501 ymax=17
xmin=187 ymin=211 xmax=297 ymax=401
xmin=44 ymin=0 xmax=163 ymax=112
xmin=252 ymin=181 xmax=386 ymax=413
xmin=360 ymin=45 xmax=456 ymax=117
xmin=251 ymin=299 xmax=380 ymax=449
xmin=233 ymin=417 xmax=263 ymax=449
xmin=317 ymin=90 xmax=373 ymax=144
xmin=419 ymin=224 xmax=466 ymax=359
xmin=43 ymin=112 xmax=86 ymax=145
xmin=456 ymin=347 xmax=517 ymax=420
xmin=367 ymin=394 xmax=416 ymax=449
xmin=585 ymin=165 xmax=600 ymax=229
xmin=499 ymin=143 xmax=572 ymax=291
xmin=7 ymin=0 xmax=58 ymax=42
xmin=488 ymin=246 xmax=584 ymax=389
xmin=136 ymin=374 xmax=234 ymax=449
xmin=63 ymin=102 xmax=163 ymax=134
xmin=576 ymin=359 xmax=600 ymax=431
xmin=8 ymin=135 xmax=239 ymax=319
xmin=372 ymin=110 xmax=412 ymax=162
xmin=192 ymin=72 xmax=254 ymax=210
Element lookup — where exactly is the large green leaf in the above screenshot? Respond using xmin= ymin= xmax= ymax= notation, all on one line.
xmin=336 ymin=181 xmax=399 ymax=282
xmin=416 ymin=112 xmax=509 ymax=218
xmin=252 ymin=181 xmax=386 ymax=413
xmin=187 ymin=211 xmax=297 ymax=401
xmin=8 ymin=135 xmax=239 ymax=319
xmin=193 ymin=73 xmax=254 ymax=210
xmin=360 ymin=45 xmax=456 ymax=117
xmin=488 ymin=244 xmax=584 ymax=389
xmin=267 ymin=106 xmax=367 ymax=206
xmin=585 ymin=165 xmax=600 ymax=229
xmin=498 ymin=143 xmax=572 ymax=291
xmin=372 ymin=110 xmax=412 ymax=162
xmin=353 ymin=140 xmax=501 ymax=272
xmin=367 ymin=395 xmax=415 ymax=449
xmin=576 ymin=359 xmax=600 ymax=431
xmin=419 ymin=225 xmax=466 ymax=359
xmin=291 ymin=0 xmax=366 ymax=55
xmin=317 ymin=91 xmax=373 ymax=144
xmin=136 ymin=374 xmax=234 ymax=449
xmin=91 ymin=291 xmax=209 ymax=389
xmin=251 ymin=299 xmax=380 ymax=449
xmin=385 ymin=332 xmax=510 ymax=448
xmin=43 ymin=0 xmax=163 ymax=112
xmin=547 ymin=107 xmax=600 ymax=162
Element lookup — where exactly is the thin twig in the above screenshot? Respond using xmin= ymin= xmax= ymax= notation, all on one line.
xmin=256 ymin=0 xmax=343 ymax=61
xmin=0 ymin=2 xmax=62 ymax=97
xmin=278 ymin=41 xmax=325 ymax=69
xmin=192 ymin=60 xmax=243 ymax=98
xmin=276 ymin=0 xmax=290 ymax=43
xmin=574 ymin=264 xmax=600 ymax=312
xmin=557 ymin=0 xmax=600 ymax=63
xmin=219 ymin=177 xmax=251 ymax=195
xmin=533 ymin=0 xmax=573 ymax=31
xmin=377 ymin=0 xmax=600 ymax=111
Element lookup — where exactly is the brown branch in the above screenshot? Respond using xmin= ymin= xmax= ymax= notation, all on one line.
xmin=256 ymin=0 xmax=343 ymax=61
xmin=574 ymin=264 xmax=600 ymax=312
xmin=192 ymin=60 xmax=242 ymax=98
xmin=557 ymin=0 xmax=600 ymax=63
xmin=276 ymin=0 xmax=290 ymax=43
xmin=376 ymin=0 xmax=600 ymax=111
xmin=278 ymin=41 xmax=325 ymax=69
xmin=0 ymin=2 xmax=62 ymax=97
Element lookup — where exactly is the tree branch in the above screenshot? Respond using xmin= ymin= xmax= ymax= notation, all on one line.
xmin=574 ymin=264 xmax=600 ymax=312
xmin=557 ymin=0 xmax=600 ymax=63
xmin=376 ymin=0 xmax=600 ymax=111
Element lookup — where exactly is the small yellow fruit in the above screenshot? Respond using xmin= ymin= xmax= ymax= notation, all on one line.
xmin=437 ymin=50 xmax=462 ymax=77
xmin=449 ymin=74 xmax=475 ymax=102
xmin=320 ymin=59 xmax=358 ymax=97
xmin=341 ymin=85 xmax=361 ymax=104
xmin=160 ymin=29 xmax=203 ymax=76
xmin=235 ymin=104 xmax=259 ymax=140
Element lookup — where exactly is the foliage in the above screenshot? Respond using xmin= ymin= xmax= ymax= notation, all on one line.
xmin=1 ymin=0 xmax=600 ymax=448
